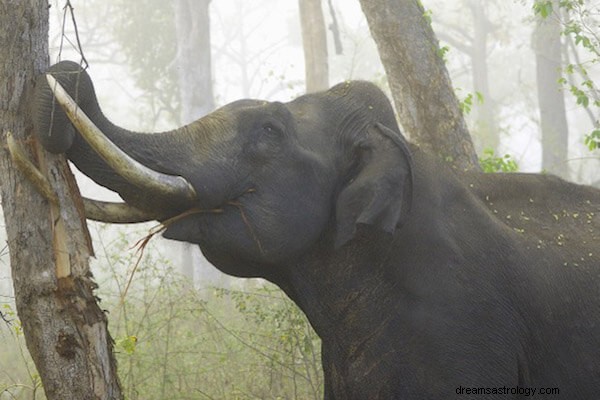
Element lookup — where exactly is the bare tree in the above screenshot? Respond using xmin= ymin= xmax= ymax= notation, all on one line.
xmin=533 ymin=0 xmax=569 ymax=178
xmin=0 ymin=1 xmax=122 ymax=398
xmin=359 ymin=0 xmax=479 ymax=171
xmin=299 ymin=0 xmax=329 ymax=92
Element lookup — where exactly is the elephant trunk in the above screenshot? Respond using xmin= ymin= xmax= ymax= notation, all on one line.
xmin=34 ymin=61 xmax=203 ymax=216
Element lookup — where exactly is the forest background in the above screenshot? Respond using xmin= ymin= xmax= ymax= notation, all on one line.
xmin=1 ymin=0 xmax=599 ymax=398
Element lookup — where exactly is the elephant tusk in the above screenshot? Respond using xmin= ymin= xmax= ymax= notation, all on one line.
xmin=82 ymin=199 xmax=162 ymax=223
xmin=46 ymin=74 xmax=198 ymax=204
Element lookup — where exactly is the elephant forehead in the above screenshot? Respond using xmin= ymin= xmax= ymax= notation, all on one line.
xmin=188 ymin=110 xmax=239 ymax=142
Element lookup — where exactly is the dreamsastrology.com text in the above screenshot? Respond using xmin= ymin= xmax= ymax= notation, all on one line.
xmin=456 ymin=385 xmax=560 ymax=397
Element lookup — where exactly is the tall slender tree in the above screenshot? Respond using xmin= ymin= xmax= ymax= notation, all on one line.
xmin=359 ymin=0 xmax=479 ymax=171
xmin=0 ymin=1 xmax=122 ymax=398
xmin=533 ymin=0 xmax=569 ymax=178
xmin=299 ymin=0 xmax=329 ymax=92
xmin=175 ymin=0 xmax=215 ymax=120
xmin=173 ymin=0 xmax=219 ymax=286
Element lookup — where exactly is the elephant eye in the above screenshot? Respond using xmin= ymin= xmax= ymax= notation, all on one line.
xmin=262 ymin=122 xmax=283 ymax=138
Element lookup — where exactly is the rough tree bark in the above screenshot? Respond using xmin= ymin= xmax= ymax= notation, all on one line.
xmin=359 ymin=0 xmax=479 ymax=171
xmin=533 ymin=0 xmax=569 ymax=178
xmin=299 ymin=0 xmax=329 ymax=93
xmin=0 ymin=1 xmax=122 ymax=399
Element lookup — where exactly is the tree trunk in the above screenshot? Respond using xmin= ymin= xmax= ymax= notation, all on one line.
xmin=0 ymin=2 xmax=122 ymax=399
xmin=534 ymin=0 xmax=569 ymax=178
xmin=359 ymin=0 xmax=479 ymax=171
xmin=470 ymin=0 xmax=499 ymax=152
xmin=299 ymin=0 xmax=329 ymax=93
xmin=173 ymin=0 xmax=219 ymax=287
xmin=174 ymin=0 xmax=215 ymax=121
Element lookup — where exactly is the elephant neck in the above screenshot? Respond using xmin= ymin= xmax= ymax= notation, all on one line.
xmin=280 ymin=226 xmax=398 ymax=354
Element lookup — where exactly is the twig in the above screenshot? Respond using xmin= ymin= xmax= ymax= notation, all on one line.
xmin=226 ymin=191 xmax=263 ymax=255
xmin=119 ymin=207 xmax=223 ymax=305
xmin=60 ymin=0 xmax=89 ymax=68
xmin=0 ymin=310 xmax=11 ymax=326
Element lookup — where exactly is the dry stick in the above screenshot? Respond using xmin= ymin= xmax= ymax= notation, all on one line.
xmin=121 ymin=188 xmax=260 ymax=302
xmin=0 ymin=310 xmax=11 ymax=326
xmin=227 ymin=200 xmax=264 ymax=254
xmin=119 ymin=207 xmax=223 ymax=305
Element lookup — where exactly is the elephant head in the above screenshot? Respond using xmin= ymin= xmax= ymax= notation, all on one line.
xmin=34 ymin=61 xmax=413 ymax=281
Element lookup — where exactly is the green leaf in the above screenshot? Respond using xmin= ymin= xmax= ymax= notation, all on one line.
xmin=437 ymin=45 xmax=450 ymax=61
xmin=475 ymin=91 xmax=485 ymax=104
xmin=533 ymin=1 xmax=553 ymax=18
xmin=459 ymin=93 xmax=474 ymax=115
xmin=479 ymin=149 xmax=519 ymax=173
xmin=422 ymin=8 xmax=433 ymax=24
xmin=116 ymin=335 xmax=138 ymax=355
xmin=565 ymin=64 xmax=575 ymax=74
xmin=570 ymin=85 xmax=590 ymax=107
xmin=584 ymin=129 xmax=600 ymax=151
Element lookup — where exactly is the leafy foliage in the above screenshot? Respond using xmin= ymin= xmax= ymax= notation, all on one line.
xmin=459 ymin=91 xmax=484 ymax=115
xmin=92 ymin=226 xmax=323 ymax=400
xmin=534 ymin=0 xmax=600 ymax=152
xmin=585 ymin=129 xmax=600 ymax=150
xmin=533 ymin=0 xmax=554 ymax=18
xmin=479 ymin=148 xmax=519 ymax=173
xmin=0 ymin=304 xmax=44 ymax=398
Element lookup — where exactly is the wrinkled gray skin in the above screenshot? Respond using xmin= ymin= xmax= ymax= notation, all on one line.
xmin=35 ymin=61 xmax=600 ymax=399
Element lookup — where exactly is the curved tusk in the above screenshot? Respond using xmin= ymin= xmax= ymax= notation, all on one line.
xmin=83 ymin=199 xmax=162 ymax=223
xmin=46 ymin=74 xmax=197 ymax=203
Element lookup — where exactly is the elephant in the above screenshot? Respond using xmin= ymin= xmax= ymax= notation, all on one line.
xmin=31 ymin=61 xmax=600 ymax=399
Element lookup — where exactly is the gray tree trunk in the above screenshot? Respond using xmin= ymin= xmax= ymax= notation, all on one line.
xmin=0 ymin=1 xmax=122 ymax=398
xmin=174 ymin=0 xmax=215 ymax=121
xmin=299 ymin=0 xmax=329 ymax=92
xmin=173 ymin=0 xmax=219 ymax=287
xmin=359 ymin=0 xmax=479 ymax=171
xmin=534 ymin=0 xmax=569 ymax=178
xmin=470 ymin=0 xmax=499 ymax=152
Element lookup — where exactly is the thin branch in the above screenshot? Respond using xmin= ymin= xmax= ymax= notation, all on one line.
xmin=327 ymin=0 xmax=343 ymax=55
xmin=565 ymin=35 xmax=599 ymax=126
xmin=63 ymin=0 xmax=89 ymax=68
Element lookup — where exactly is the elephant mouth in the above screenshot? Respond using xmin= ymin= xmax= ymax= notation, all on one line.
xmin=159 ymin=186 xmax=264 ymax=253
xmin=170 ymin=186 xmax=256 ymax=220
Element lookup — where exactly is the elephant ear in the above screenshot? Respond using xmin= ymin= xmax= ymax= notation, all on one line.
xmin=335 ymin=123 xmax=413 ymax=248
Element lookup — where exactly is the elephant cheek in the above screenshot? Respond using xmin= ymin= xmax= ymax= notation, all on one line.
xmin=162 ymin=212 xmax=263 ymax=263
